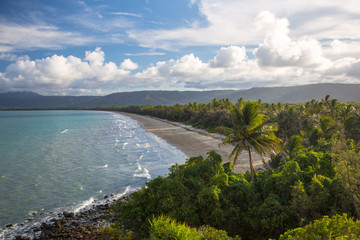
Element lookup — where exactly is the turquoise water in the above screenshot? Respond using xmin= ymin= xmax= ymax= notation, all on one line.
xmin=0 ymin=110 xmax=187 ymax=238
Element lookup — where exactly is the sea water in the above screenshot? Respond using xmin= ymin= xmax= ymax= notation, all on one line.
xmin=0 ymin=110 xmax=187 ymax=238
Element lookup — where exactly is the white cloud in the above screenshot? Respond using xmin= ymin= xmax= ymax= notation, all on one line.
xmin=325 ymin=58 xmax=360 ymax=79
xmin=210 ymin=46 xmax=247 ymax=68
xmin=85 ymin=47 xmax=105 ymax=66
xmin=127 ymin=0 xmax=360 ymax=51
xmin=323 ymin=40 xmax=360 ymax=60
xmin=0 ymin=21 xmax=92 ymax=52
xmin=254 ymin=11 xmax=330 ymax=69
xmin=1 ymin=48 xmax=131 ymax=92
xmin=1 ymin=10 xmax=360 ymax=95
xmin=110 ymin=12 xmax=142 ymax=18
xmin=0 ymin=53 xmax=30 ymax=62
xmin=120 ymin=59 xmax=139 ymax=70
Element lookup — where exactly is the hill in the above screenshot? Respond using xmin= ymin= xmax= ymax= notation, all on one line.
xmin=0 ymin=83 xmax=359 ymax=108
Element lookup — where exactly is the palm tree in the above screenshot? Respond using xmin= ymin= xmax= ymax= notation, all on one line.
xmin=223 ymin=101 xmax=282 ymax=188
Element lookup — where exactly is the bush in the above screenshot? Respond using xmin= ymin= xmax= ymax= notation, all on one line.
xmin=279 ymin=214 xmax=360 ymax=240
xmin=149 ymin=215 xmax=236 ymax=240
xmin=98 ymin=224 xmax=134 ymax=240
xmin=149 ymin=215 xmax=199 ymax=240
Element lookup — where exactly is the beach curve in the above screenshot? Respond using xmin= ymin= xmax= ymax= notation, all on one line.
xmin=118 ymin=112 xmax=264 ymax=172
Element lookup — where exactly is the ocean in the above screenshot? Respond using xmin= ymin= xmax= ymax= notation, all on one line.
xmin=0 ymin=110 xmax=187 ymax=239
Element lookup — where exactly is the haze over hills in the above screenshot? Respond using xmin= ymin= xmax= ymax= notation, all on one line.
xmin=0 ymin=83 xmax=359 ymax=109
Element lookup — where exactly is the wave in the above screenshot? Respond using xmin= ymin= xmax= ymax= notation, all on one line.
xmin=73 ymin=197 xmax=95 ymax=213
xmin=60 ymin=129 xmax=68 ymax=134
xmin=134 ymin=161 xmax=151 ymax=179
xmin=134 ymin=168 xmax=151 ymax=179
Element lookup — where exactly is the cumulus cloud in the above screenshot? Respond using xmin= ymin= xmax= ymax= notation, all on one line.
xmin=85 ymin=47 xmax=105 ymax=66
xmin=325 ymin=58 xmax=360 ymax=79
xmin=254 ymin=11 xmax=330 ymax=68
xmin=127 ymin=0 xmax=360 ymax=51
xmin=120 ymin=59 xmax=139 ymax=70
xmin=210 ymin=46 xmax=247 ymax=68
xmin=1 ymin=48 xmax=131 ymax=93
xmin=323 ymin=40 xmax=360 ymax=60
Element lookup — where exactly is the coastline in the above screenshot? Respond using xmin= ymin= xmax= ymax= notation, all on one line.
xmin=4 ymin=111 xmax=265 ymax=239
xmin=118 ymin=112 xmax=264 ymax=172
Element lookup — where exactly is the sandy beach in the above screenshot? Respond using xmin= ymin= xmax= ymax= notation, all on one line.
xmin=119 ymin=112 xmax=264 ymax=172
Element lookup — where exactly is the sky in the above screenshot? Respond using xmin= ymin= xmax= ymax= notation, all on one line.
xmin=0 ymin=0 xmax=359 ymax=96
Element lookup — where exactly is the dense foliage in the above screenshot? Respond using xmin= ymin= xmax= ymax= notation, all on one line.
xmin=149 ymin=215 xmax=235 ymax=240
xmin=105 ymin=96 xmax=360 ymax=239
xmin=278 ymin=214 xmax=360 ymax=239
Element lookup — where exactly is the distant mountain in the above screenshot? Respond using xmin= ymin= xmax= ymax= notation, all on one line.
xmin=0 ymin=84 xmax=359 ymax=109
xmin=226 ymin=84 xmax=360 ymax=103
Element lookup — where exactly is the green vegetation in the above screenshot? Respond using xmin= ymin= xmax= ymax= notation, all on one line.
xmin=149 ymin=215 xmax=235 ymax=240
xmin=279 ymin=214 xmax=360 ymax=239
xmin=223 ymin=100 xmax=282 ymax=188
xmin=104 ymin=95 xmax=360 ymax=239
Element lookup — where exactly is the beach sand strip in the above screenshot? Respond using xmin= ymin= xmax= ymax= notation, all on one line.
xmin=119 ymin=112 xmax=265 ymax=172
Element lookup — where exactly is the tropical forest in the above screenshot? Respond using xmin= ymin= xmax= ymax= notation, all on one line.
xmin=98 ymin=95 xmax=360 ymax=239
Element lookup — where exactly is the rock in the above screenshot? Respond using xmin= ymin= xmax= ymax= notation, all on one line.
xmin=63 ymin=211 xmax=75 ymax=218
xmin=5 ymin=223 xmax=13 ymax=228
xmin=70 ymin=221 xmax=79 ymax=227
xmin=15 ymin=235 xmax=30 ymax=240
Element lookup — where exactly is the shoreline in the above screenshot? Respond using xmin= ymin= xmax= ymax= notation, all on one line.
xmin=118 ymin=111 xmax=264 ymax=172
xmin=3 ymin=111 xmax=264 ymax=239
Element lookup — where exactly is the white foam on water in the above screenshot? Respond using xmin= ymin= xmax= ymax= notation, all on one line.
xmin=136 ymin=162 xmax=142 ymax=171
xmin=134 ymin=167 xmax=151 ymax=179
xmin=114 ymin=186 xmax=131 ymax=199
xmin=122 ymin=142 xmax=128 ymax=149
xmin=73 ymin=197 xmax=95 ymax=213
xmin=60 ymin=129 xmax=68 ymax=134
xmin=134 ymin=161 xmax=151 ymax=179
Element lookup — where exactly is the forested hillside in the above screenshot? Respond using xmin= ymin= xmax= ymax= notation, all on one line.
xmin=1 ymin=83 xmax=360 ymax=108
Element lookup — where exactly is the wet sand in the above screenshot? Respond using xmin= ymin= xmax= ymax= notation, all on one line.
xmin=119 ymin=112 xmax=264 ymax=172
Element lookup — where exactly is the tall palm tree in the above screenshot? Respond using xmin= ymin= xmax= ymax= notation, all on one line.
xmin=223 ymin=101 xmax=282 ymax=188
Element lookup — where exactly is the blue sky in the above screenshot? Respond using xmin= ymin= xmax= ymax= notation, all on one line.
xmin=0 ymin=0 xmax=359 ymax=95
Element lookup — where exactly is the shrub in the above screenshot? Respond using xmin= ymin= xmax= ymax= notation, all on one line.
xmin=279 ymin=214 xmax=360 ymax=240
xmin=149 ymin=215 xmax=236 ymax=240
xmin=98 ymin=224 xmax=134 ymax=240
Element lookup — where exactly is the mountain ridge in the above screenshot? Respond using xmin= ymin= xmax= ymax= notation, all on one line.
xmin=1 ymin=83 xmax=359 ymax=108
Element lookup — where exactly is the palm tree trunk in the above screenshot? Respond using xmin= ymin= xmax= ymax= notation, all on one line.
xmin=248 ymin=146 xmax=256 ymax=188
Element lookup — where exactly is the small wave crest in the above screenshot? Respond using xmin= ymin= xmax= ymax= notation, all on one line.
xmin=60 ymin=129 xmax=68 ymax=134
xmin=134 ymin=162 xmax=151 ymax=179
xmin=73 ymin=197 xmax=95 ymax=213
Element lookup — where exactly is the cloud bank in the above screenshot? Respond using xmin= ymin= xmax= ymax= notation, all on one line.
xmin=1 ymin=11 xmax=359 ymax=95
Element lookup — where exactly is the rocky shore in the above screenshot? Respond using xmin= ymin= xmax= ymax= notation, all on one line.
xmin=8 ymin=196 xmax=124 ymax=240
